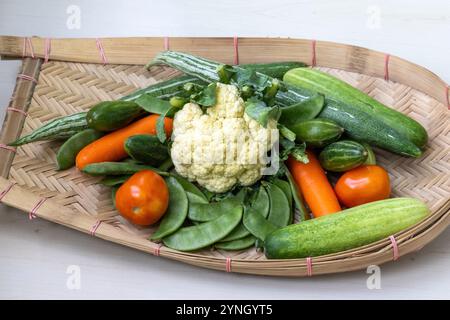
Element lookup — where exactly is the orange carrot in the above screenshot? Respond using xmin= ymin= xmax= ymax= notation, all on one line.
xmin=76 ymin=114 xmax=173 ymax=170
xmin=286 ymin=150 xmax=341 ymax=218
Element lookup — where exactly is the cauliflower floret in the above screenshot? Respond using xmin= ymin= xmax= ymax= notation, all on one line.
xmin=207 ymin=83 xmax=244 ymax=119
xmin=171 ymin=83 xmax=278 ymax=193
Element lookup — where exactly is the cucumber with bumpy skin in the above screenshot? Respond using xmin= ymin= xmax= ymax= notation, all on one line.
xmin=9 ymin=112 xmax=89 ymax=146
xmin=264 ymin=198 xmax=429 ymax=259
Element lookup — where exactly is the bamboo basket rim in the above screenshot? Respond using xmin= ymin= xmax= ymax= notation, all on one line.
xmin=0 ymin=36 xmax=449 ymax=277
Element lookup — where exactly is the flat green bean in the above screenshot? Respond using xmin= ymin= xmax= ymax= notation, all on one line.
xmin=56 ymin=129 xmax=104 ymax=170
xmin=186 ymin=192 xmax=209 ymax=204
xmin=220 ymin=187 xmax=269 ymax=242
xmin=151 ymin=177 xmax=188 ymax=240
xmin=272 ymin=178 xmax=293 ymax=223
xmin=215 ymin=235 xmax=256 ymax=251
xmin=163 ymin=205 xmax=243 ymax=251
xmin=266 ymin=183 xmax=291 ymax=227
xmin=243 ymin=206 xmax=278 ymax=241
xmin=100 ymin=175 xmax=131 ymax=186
xmin=172 ymin=174 xmax=208 ymax=202
xmin=285 ymin=168 xmax=310 ymax=221
xmin=188 ymin=197 xmax=241 ymax=222
xmin=82 ymin=162 xmax=168 ymax=176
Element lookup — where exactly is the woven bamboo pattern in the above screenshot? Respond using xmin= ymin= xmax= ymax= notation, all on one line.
xmin=0 ymin=37 xmax=449 ymax=277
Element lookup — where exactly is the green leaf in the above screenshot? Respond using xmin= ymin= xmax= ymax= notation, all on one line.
xmin=278 ymin=124 xmax=296 ymax=141
xmin=135 ymin=94 xmax=172 ymax=114
xmin=190 ymin=83 xmax=217 ymax=107
xmin=233 ymin=69 xmax=271 ymax=92
xmin=216 ymin=65 xmax=236 ymax=84
xmin=263 ymin=79 xmax=281 ymax=106
xmin=290 ymin=146 xmax=309 ymax=163
xmin=182 ymin=82 xmax=204 ymax=96
xmin=156 ymin=107 xmax=177 ymax=143
xmin=244 ymin=98 xmax=281 ymax=128
xmin=280 ymin=139 xmax=308 ymax=163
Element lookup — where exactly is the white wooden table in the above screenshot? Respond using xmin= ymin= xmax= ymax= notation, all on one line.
xmin=0 ymin=0 xmax=449 ymax=299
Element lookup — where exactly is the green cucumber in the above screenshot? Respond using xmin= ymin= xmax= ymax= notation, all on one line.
xmin=86 ymin=101 xmax=144 ymax=132
xmin=150 ymin=51 xmax=423 ymax=157
xmin=9 ymin=112 xmax=89 ymax=146
xmin=265 ymin=198 xmax=429 ymax=259
xmin=279 ymin=93 xmax=325 ymax=126
xmin=319 ymin=140 xmax=368 ymax=172
xmin=289 ymin=118 xmax=343 ymax=147
xmin=124 ymin=134 xmax=168 ymax=166
xmin=283 ymin=68 xmax=428 ymax=149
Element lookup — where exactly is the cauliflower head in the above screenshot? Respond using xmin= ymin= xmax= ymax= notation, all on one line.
xmin=171 ymin=83 xmax=277 ymax=193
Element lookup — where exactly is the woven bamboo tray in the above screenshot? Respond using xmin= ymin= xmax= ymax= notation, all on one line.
xmin=0 ymin=36 xmax=449 ymax=277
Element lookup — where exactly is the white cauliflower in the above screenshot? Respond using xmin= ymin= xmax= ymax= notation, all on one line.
xmin=171 ymin=83 xmax=278 ymax=193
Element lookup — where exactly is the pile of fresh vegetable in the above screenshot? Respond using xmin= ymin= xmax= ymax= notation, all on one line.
xmin=9 ymin=51 xmax=430 ymax=259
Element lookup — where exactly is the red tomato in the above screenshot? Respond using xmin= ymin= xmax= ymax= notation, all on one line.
xmin=115 ymin=170 xmax=169 ymax=226
xmin=335 ymin=165 xmax=391 ymax=208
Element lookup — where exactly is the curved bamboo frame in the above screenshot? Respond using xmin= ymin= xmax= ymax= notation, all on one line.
xmin=0 ymin=36 xmax=448 ymax=276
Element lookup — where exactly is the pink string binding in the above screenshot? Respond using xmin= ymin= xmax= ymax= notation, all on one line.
xmin=22 ymin=37 xmax=35 ymax=58
xmin=0 ymin=183 xmax=16 ymax=202
xmin=233 ymin=36 xmax=239 ymax=65
xmin=311 ymin=40 xmax=317 ymax=67
xmin=29 ymin=198 xmax=47 ymax=220
xmin=445 ymin=85 xmax=449 ymax=110
xmin=95 ymin=38 xmax=108 ymax=65
xmin=153 ymin=243 xmax=163 ymax=256
xmin=389 ymin=235 xmax=399 ymax=261
xmin=225 ymin=257 xmax=232 ymax=273
xmin=7 ymin=107 xmax=28 ymax=117
xmin=384 ymin=54 xmax=391 ymax=81
xmin=90 ymin=220 xmax=102 ymax=236
xmin=306 ymin=257 xmax=313 ymax=276
xmin=164 ymin=37 xmax=170 ymax=51
xmin=17 ymin=74 xmax=38 ymax=84
xmin=0 ymin=144 xmax=17 ymax=153
xmin=44 ymin=38 xmax=51 ymax=63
